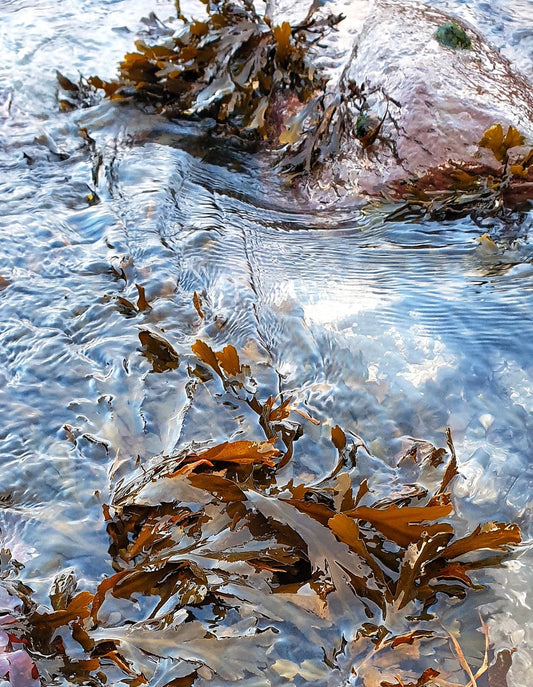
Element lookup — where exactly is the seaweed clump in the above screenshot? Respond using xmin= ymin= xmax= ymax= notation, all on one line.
xmin=1 ymin=339 xmax=523 ymax=685
xmin=80 ymin=1 xmax=383 ymax=175
xmin=385 ymin=124 xmax=533 ymax=222
xmin=89 ymin=0 xmax=343 ymax=140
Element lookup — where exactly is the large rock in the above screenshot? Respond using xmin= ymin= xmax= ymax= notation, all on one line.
xmin=276 ymin=0 xmax=533 ymax=201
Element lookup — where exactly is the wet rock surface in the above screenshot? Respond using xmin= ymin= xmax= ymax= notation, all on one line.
xmin=288 ymin=0 xmax=533 ymax=201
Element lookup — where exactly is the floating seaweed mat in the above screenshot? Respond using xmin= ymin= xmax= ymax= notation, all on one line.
xmin=0 ymin=339 xmax=520 ymax=685
xmin=61 ymin=0 xmax=376 ymax=175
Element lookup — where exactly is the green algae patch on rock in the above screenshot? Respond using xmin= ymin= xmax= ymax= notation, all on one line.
xmin=434 ymin=22 xmax=472 ymax=50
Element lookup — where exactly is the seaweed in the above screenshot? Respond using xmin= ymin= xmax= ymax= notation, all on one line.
xmin=479 ymin=124 xmax=525 ymax=164
xmin=138 ymin=329 xmax=180 ymax=373
xmin=434 ymin=22 xmax=472 ymax=50
xmin=56 ymin=71 xmax=102 ymax=111
xmin=385 ymin=125 xmax=533 ymax=222
xmin=1 ymin=338 xmax=520 ymax=685
xmin=79 ymin=0 xmax=392 ymax=175
xmin=87 ymin=0 xmax=342 ymax=140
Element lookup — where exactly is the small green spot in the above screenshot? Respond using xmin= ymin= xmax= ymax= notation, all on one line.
xmin=355 ymin=113 xmax=371 ymax=139
xmin=434 ymin=22 xmax=472 ymax=50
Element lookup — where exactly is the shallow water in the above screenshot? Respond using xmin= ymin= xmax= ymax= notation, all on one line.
xmin=0 ymin=0 xmax=532 ymax=684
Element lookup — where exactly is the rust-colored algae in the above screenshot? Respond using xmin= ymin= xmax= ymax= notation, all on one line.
xmin=0 ymin=339 xmax=520 ymax=685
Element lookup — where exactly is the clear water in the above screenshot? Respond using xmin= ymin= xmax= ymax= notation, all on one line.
xmin=0 ymin=0 xmax=531 ymax=684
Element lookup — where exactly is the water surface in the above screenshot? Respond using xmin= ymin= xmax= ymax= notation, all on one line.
xmin=0 ymin=0 xmax=532 ymax=684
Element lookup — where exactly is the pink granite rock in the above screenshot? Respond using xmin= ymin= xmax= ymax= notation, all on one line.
xmin=276 ymin=0 xmax=533 ymax=202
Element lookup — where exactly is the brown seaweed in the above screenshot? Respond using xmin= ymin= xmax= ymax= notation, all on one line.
xmin=0 ymin=340 xmax=522 ymax=685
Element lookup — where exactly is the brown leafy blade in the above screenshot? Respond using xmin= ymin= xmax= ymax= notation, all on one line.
xmin=333 ymin=472 xmax=355 ymax=511
xmin=479 ymin=124 xmax=525 ymax=163
xmin=335 ymin=560 xmax=389 ymax=611
xmin=426 ymin=561 xmax=481 ymax=589
xmin=87 ymin=75 xmax=124 ymax=99
xmin=503 ymin=126 xmax=525 ymax=151
xmin=166 ymin=458 xmax=214 ymax=479
xmin=93 ymin=648 xmax=138 ymax=676
xmin=191 ymin=438 xmax=281 ymax=466
xmin=441 ymin=522 xmax=521 ymax=559
xmin=389 ymin=630 xmax=435 ymax=648
xmin=317 ymin=424 xmax=357 ymax=485
xmin=354 ymin=478 xmax=370 ymax=507
xmin=116 ymin=295 xmax=138 ymax=316
xmin=91 ymin=569 xmax=132 ymax=621
xmin=344 ymin=503 xmax=454 ymax=548
xmin=399 ymin=439 xmax=448 ymax=469
xmin=358 ymin=104 xmax=388 ymax=150
xmin=292 ymin=406 xmax=320 ymax=425
xmin=56 ymin=71 xmax=79 ymax=92
xmin=135 ymin=284 xmax=151 ymax=311
xmin=188 ymin=473 xmax=247 ymax=502
xmin=191 ymin=339 xmax=223 ymax=378
xmin=279 ymin=94 xmax=345 ymax=173
xmin=191 ymin=340 xmax=259 ymax=404
xmin=216 ymin=344 xmax=241 ymax=377
xmin=373 ymin=485 xmax=430 ymax=510
xmin=287 ymin=497 xmax=337 ymax=527
xmin=380 ymin=668 xmax=440 ymax=687
xmin=258 ymin=395 xmax=308 ymax=471
xmin=49 ymin=569 xmax=78 ymax=611
xmin=435 ymin=427 xmax=459 ymax=495
xmin=107 ymin=505 xmax=197 ymax=564
xmin=328 ymin=513 xmax=389 ymax=591
xmin=139 ymin=330 xmax=179 ymax=372
xmin=193 ymin=291 xmax=204 ymax=319
xmin=509 ymin=148 xmax=533 ymax=177
xmin=163 ymin=672 xmax=198 ymax=687
xmin=471 ymin=612 xmax=491 ymax=684
xmin=273 ymin=22 xmax=292 ymax=63
xmin=32 ymin=591 xmax=94 ymax=629
xmin=451 ymin=168 xmax=479 ymax=190
xmin=263 ymin=395 xmax=293 ymax=424
xmin=394 ymin=531 xmax=453 ymax=609
xmin=479 ymin=124 xmax=505 ymax=161
xmin=331 ymin=425 xmax=346 ymax=451
xmin=60 ymin=656 xmax=101 ymax=679
xmin=521 ymin=149 xmax=533 ymax=169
